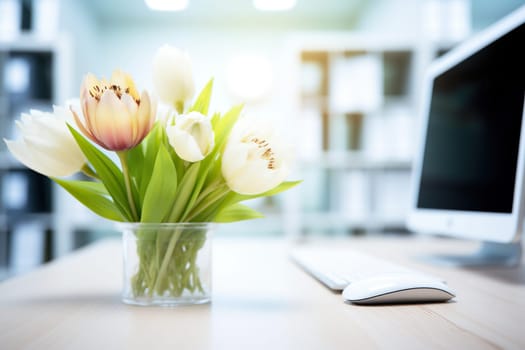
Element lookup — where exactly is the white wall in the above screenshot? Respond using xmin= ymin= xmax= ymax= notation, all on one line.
xmin=355 ymin=0 xmax=424 ymax=36
xmin=58 ymin=0 xmax=100 ymax=98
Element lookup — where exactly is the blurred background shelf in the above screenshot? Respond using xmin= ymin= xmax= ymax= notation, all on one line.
xmin=299 ymin=211 xmax=406 ymax=233
xmin=299 ymin=151 xmax=412 ymax=170
xmin=0 ymin=267 xmax=9 ymax=281
xmin=283 ymin=33 xmax=429 ymax=238
xmin=0 ymin=152 xmax=24 ymax=170
xmin=0 ymin=0 xmax=70 ymax=280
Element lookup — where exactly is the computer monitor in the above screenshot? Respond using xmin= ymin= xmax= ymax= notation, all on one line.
xmin=407 ymin=6 xmax=525 ymax=265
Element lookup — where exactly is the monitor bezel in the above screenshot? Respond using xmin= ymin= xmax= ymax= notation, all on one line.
xmin=407 ymin=5 xmax=525 ymax=243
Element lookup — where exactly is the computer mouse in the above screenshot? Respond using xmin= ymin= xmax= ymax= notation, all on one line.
xmin=342 ymin=273 xmax=455 ymax=305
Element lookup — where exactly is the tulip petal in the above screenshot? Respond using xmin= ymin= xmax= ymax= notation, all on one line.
xmin=94 ymin=90 xmax=134 ymax=150
xmin=166 ymin=111 xmax=214 ymax=162
xmin=121 ymin=93 xmax=139 ymax=142
xmin=7 ymin=107 xmax=86 ymax=177
xmin=226 ymin=159 xmax=286 ymax=195
xmin=111 ymin=70 xmax=140 ymax=102
xmin=5 ymin=139 xmax=79 ymax=177
xmin=16 ymin=115 xmax=32 ymax=134
xmin=60 ymin=100 xmax=81 ymax=122
xmin=71 ymin=107 xmax=99 ymax=145
xmin=24 ymin=134 xmax=85 ymax=174
xmin=221 ymin=119 xmax=290 ymax=195
xmin=81 ymin=73 xmax=101 ymax=97
xmin=193 ymin=121 xmax=214 ymax=155
xmin=121 ymin=92 xmax=138 ymax=116
xmin=24 ymin=123 xmax=80 ymax=163
xmin=167 ymin=126 xmax=204 ymax=162
xmin=82 ymin=91 xmax=100 ymax=136
xmin=17 ymin=110 xmax=86 ymax=174
xmin=136 ymin=91 xmax=153 ymax=143
xmin=5 ymin=140 xmax=47 ymax=175
xmin=152 ymin=45 xmax=195 ymax=106
xmin=222 ymin=140 xmax=249 ymax=176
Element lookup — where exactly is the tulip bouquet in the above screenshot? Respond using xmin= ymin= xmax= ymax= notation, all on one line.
xmin=4 ymin=45 xmax=298 ymax=302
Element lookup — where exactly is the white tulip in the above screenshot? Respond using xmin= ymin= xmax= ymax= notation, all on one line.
xmin=166 ymin=111 xmax=214 ymax=162
xmin=4 ymin=106 xmax=86 ymax=177
xmin=152 ymin=45 xmax=195 ymax=111
xmin=221 ymin=119 xmax=290 ymax=195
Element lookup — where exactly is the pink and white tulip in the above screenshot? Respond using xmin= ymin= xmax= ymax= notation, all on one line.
xmin=72 ymin=70 xmax=157 ymax=151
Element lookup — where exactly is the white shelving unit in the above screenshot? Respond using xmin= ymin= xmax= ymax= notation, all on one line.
xmin=290 ymin=152 xmax=413 ymax=236
xmin=0 ymin=32 xmax=72 ymax=275
xmin=282 ymin=33 xmax=441 ymax=238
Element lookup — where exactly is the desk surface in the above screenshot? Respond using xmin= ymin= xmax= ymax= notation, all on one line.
xmin=0 ymin=236 xmax=524 ymax=349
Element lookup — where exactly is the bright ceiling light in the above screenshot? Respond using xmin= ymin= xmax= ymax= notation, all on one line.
xmin=145 ymin=0 xmax=188 ymax=11
xmin=253 ymin=0 xmax=296 ymax=11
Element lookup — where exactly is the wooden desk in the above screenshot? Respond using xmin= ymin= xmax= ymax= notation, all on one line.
xmin=0 ymin=237 xmax=524 ymax=349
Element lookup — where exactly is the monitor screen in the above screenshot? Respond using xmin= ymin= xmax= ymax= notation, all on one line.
xmin=417 ymin=23 xmax=525 ymax=213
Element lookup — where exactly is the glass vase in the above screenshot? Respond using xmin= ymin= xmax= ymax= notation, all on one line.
xmin=118 ymin=222 xmax=214 ymax=306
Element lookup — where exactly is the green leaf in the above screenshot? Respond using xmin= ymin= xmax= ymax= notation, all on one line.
xmin=167 ymin=139 xmax=186 ymax=182
xmin=186 ymin=185 xmax=230 ymax=222
xmin=127 ymin=143 xmax=144 ymax=186
xmin=214 ymin=203 xmax=264 ymax=223
xmin=160 ymin=100 xmax=208 ymax=201
xmin=214 ymin=104 xmax=243 ymax=153
xmin=210 ymin=112 xmax=221 ymax=130
xmin=168 ymin=162 xmax=200 ymax=222
xmin=141 ymin=145 xmax=178 ymax=222
xmin=190 ymin=79 xmax=214 ymax=115
xmin=212 ymin=180 xmax=302 ymax=220
xmin=192 ymin=193 xmax=229 ymax=222
xmin=125 ymin=145 xmax=144 ymax=212
xmin=228 ymin=180 xmax=302 ymax=204
xmin=204 ymin=154 xmax=222 ymax=188
xmin=259 ymin=180 xmax=302 ymax=197
xmin=202 ymin=105 xmax=243 ymax=188
xmin=52 ymin=178 xmax=124 ymax=222
xmin=181 ymin=165 xmax=209 ymax=220
xmin=68 ymin=125 xmax=133 ymax=221
xmin=140 ymin=123 xmax=163 ymax=202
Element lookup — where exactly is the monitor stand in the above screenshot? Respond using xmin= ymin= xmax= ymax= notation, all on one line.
xmin=425 ymin=241 xmax=522 ymax=267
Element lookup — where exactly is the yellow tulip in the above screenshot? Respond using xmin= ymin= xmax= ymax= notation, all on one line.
xmin=72 ymin=70 xmax=157 ymax=151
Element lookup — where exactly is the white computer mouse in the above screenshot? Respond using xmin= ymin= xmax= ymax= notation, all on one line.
xmin=342 ymin=273 xmax=456 ymax=305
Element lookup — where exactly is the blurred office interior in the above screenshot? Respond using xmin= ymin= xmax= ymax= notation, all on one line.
xmin=0 ymin=0 xmax=523 ymax=279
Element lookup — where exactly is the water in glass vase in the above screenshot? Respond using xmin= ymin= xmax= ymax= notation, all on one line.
xmin=119 ymin=222 xmax=214 ymax=306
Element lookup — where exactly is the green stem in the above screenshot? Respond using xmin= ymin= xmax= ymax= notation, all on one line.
xmin=152 ymin=229 xmax=182 ymax=295
xmin=186 ymin=186 xmax=229 ymax=221
xmin=193 ymin=179 xmax=224 ymax=206
xmin=175 ymin=101 xmax=184 ymax=114
xmin=117 ymin=151 xmax=139 ymax=222
xmin=81 ymin=163 xmax=99 ymax=180
xmin=133 ymin=228 xmax=208 ymax=298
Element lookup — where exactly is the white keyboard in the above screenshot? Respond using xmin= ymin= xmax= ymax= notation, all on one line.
xmin=291 ymin=246 xmax=439 ymax=290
